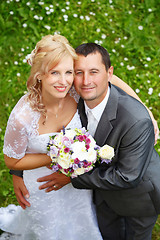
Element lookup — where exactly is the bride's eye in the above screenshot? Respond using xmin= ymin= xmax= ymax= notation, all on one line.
xmin=51 ymin=71 xmax=58 ymax=75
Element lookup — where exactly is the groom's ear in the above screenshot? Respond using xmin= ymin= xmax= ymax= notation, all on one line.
xmin=108 ymin=66 xmax=113 ymax=82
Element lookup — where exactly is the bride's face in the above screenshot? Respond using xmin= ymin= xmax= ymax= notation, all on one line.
xmin=40 ymin=55 xmax=74 ymax=100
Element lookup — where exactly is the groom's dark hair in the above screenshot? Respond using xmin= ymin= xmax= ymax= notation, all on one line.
xmin=75 ymin=43 xmax=111 ymax=71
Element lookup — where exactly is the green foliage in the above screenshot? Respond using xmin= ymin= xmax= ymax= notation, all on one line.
xmin=0 ymin=0 xmax=160 ymax=238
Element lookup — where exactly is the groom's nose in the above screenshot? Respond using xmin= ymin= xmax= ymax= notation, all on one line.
xmin=83 ymin=72 xmax=91 ymax=85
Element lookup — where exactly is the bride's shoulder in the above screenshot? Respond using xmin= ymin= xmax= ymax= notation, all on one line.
xmin=8 ymin=93 xmax=40 ymax=126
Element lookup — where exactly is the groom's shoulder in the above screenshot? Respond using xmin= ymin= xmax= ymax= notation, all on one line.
xmin=111 ymin=84 xmax=151 ymax=122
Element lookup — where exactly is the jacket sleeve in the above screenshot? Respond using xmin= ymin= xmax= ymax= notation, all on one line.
xmin=9 ymin=170 xmax=23 ymax=178
xmin=71 ymin=119 xmax=155 ymax=190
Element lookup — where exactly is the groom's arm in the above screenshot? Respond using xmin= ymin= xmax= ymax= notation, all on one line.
xmin=10 ymin=170 xmax=30 ymax=209
xmin=10 ymin=169 xmax=23 ymax=178
xmin=71 ymin=119 xmax=155 ymax=191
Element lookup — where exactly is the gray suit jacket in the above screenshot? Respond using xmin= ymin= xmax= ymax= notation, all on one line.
xmin=72 ymin=84 xmax=160 ymax=217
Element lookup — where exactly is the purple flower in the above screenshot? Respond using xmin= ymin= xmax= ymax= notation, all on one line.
xmin=72 ymin=163 xmax=79 ymax=170
xmin=83 ymin=160 xmax=89 ymax=167
xmin=74 ymin=158 xmax=80 ymax=164
xmin=51 ymin=164 xmax=59 ymax=172
xmin=77 ymin=135 xmax=84 ymax=142
xmin=101 ymin=158 xmax=112 ymax=164
xmin=64 ymin=147 xmax=70 ymax=153
xmin=58 ymin=164 xmax=62 ymax=170
xmin=50 ymin=146 xmax=59 ymax=155
xmin=86 ymin=138 xmax=91 ymax=144
xmin=86 ymin=144 xmax=90 ymax=150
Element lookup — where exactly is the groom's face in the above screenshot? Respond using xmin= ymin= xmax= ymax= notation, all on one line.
xmin=74 ymin=52 xmax=113 ymax=109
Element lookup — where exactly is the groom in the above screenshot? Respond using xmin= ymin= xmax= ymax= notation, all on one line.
xmin=10 ymin=43 xmax=160 ymax=239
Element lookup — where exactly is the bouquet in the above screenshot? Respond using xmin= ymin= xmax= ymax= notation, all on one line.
xmin=47 ymin=127 xmax=114 ymax=178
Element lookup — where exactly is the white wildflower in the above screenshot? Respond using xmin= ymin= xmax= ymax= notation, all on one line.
xmin=34 ymin=15 xmax=39 ymax=20
xmin=138 ymin=25 xmax=143 ymax=30
xmin=38 ymin=1 xmax=44 ymax=5
xmin=135 ymin=89 xmax=140 ymax=93
xmin=101 ymin=34 xmax=106 ymax=39
xmin=85 ymin=16 xmax=90 ymax=21
xmin=148 ymin=88 xmax=153 ymax=95
xmin=146 ymin=57 xmax=151 ymax=61
xmin=44 ymin=25 xmax=51 ymax=30
xmin=23 ymin=23 xmax=27 ymax=28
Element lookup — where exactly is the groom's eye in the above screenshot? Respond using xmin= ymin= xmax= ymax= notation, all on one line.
xmin=75 ymin=71 xmax=83 ymax=75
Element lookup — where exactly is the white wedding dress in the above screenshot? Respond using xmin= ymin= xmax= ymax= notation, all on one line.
xmin=0 ymin=94 xmax=102 ymax=240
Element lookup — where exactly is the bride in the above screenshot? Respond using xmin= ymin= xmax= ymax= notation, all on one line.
xmin=0 ymin=34 xmax=159 ymax=240
xmin=1 ymin=34 xmax=103 ymax=240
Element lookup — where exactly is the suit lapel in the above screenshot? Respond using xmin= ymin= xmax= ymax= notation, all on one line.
xmin=94 ymin=85 xmax=118 ymax=146
xmin=77 ymin=98 xmax=88 ymax=129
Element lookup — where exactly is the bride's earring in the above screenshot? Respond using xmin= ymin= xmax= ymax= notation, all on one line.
xmin=37 ymin=79 xmax=41 ymax=83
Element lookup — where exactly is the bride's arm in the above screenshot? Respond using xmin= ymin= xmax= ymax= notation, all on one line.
xmin=4 ymin=153 xmax=51 ymax=170
xmin=110 ymin=75 xmax=159 ymax=144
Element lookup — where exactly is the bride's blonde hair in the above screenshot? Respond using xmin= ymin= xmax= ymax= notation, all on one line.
xmin=26 ymin=34 xmax=77 ymax=120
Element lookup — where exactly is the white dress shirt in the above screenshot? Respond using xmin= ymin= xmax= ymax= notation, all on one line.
xmin=85 ymin=86 xmax=110 ymax=136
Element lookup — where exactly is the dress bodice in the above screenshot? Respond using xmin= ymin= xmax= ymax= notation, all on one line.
xmin=26 ymin=110 xmax=81 ymax=154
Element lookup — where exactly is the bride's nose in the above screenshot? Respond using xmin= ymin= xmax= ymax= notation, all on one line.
xmin=58 ymin=74 xmax=67 ymax=84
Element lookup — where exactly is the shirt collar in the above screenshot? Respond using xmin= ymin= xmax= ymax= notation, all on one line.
xmin=85 ymin=86 xmax=110 ymax=122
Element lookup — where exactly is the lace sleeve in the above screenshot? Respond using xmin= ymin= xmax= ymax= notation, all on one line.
xmin=3 ymin=109 xmax=28 ymax=160
xmin=3 ymin=94 xmax=40 ymax=160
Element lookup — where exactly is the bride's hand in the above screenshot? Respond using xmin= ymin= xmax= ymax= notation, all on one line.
xmin=37 ymin=172 xmax=71 ymax=192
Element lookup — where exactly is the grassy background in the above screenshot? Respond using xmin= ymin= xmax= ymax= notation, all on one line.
xmin=0 ymin=0 xmax=160 ymax=238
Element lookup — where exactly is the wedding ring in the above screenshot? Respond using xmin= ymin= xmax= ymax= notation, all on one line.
xmin=53 ymin=185 xmax=57 ymax=188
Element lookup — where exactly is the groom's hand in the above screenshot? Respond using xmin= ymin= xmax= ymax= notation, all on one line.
xmin=37 ymin=172 xmax=71 ymax=192
xmin=12 ymin=175 xmax=30 ymax=209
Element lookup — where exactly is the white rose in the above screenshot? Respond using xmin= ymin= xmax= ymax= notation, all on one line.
xmin=71 ymin=141 xmax=86 ymax=156
xmin=74 ymin=167 xmax=85 ymax=176
xmin=65 ymin=129 xmax=76 ymax=139
xmin=86 ymin=148 xmax=97 ymax=162
xmin=57 ymin=155 xmax=70 ymax=169
xmin=54 ymin=133 xmax=63 ymax=146
xmin=99 ymin=144 xmax=114 ymax=160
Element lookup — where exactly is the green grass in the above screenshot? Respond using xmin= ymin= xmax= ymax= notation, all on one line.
xmin=0 ymin=0 xmax=160 ymax=238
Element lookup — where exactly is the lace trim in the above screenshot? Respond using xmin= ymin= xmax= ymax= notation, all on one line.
xmin=69 ymin=86 xmax=80 ymax=103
